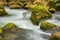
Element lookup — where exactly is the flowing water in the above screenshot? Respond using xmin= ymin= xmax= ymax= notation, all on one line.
xmin=0 ymin=6 xmax=60 ymax=40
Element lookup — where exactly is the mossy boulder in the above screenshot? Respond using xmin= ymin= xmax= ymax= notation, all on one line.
xmin=0 ymin=23 xmax=18 ymax=35
xmin=49 ymin=32 xmax=60 ymax=40
xmin=0 ymin=22 xmax=25 ymax=40
xmin=30 ymin=5 xmax=52 ymax=25
xmin=0 ymin=9 xmax=8 ymax=16
xmin=40 ymin=22 xmax=56 ymax=31
xmin=4 ymin=23 xmax=17 ymax=29
xmin=49 ymin=8 xmax=56 ymax=13
xmin=0 ymin=2 xmax=8 ymax=15
xmin=48 ymin=0 xmax=60 ymax=11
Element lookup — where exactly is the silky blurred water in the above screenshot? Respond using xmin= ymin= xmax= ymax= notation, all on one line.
xmin=0 ymin=6 xmax=60 ymax=40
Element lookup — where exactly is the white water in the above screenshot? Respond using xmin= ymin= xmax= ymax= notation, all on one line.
xmin=0 ymin=6 xmax=60 ymax=40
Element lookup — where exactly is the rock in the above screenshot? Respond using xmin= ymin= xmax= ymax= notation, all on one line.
xmin=30 ymin=5 xmax=52 ymax=25
xmin=3 ymin=23 xmax=18 ymax=29
xmin=9 ymin=2 xmax=22 ymax=9
xmin=40 ymin=22 xmax=60 ymax=33
xmin=0 ymin=23 xmax=28 ymax=40
xmin=49 ymin=32 xmax=60 ymax=40
xmin=40 ymin=22 xmax=56 ymax=31
xmin=0 ymin=36 xmax=3 ymax=40
xmin=0 ymin=9 xmax=8 ymax=16
xmin=49 ymin=8 xmax=56 ymax=13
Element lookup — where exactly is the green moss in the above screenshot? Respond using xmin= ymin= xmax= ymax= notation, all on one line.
xmin=4 ymin=23 xmax=17 ymax=29
xmin=48 ymin=1 xmax=56 ymax=8
xmin=40 ymin=22 xmax=56 ymax=31
xmin=18 ymin=2 xmax=25 ymax=7
xmin=0 ymin=28 xmax=3 ymax=35
xmin=0 ymin=9 xmax=8 ymax=16
xmin=49 ymin=8 xmax=56 ymax=13
xmin=0 ymin=2 xmax=4 ymax=9
xmin=49 ymin=32 xmax=60 ymax=40
xmin=55 ymin=4 xmax=60 ymax=11
xmin=55 ymin=0 xmax=60 ymax=3
xmin=31 ymin=5 xmax=41 ymax=12
xmin=30 ymin=5 xmax=52 ymax=25
xmin=48 ymin=0 xmax=60 ymax=11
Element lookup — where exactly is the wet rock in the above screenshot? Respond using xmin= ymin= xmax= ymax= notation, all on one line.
xmin=49 ymin=8 xmax=56 ymax=13
xmin=48 ymin=0 xmax=60 ymax=11
xmin=49 ymin=32 xmax=60 ymax=40
xmin=3 ymin=23 xmax=18 ymax=29
xmin=0 ymin=23 xmax=29 ymax=40
xmin=0 ymin=36 xmax=3 ymax=40
xmin=9 ymin=2 xmax=22 ymax=9
xmin=0 ymin=9 xmax=8 ymax=16
xmin=40 ymin=22 xmax=60 ymax=33
xmin=30 ymin=5 xmax=52 ymax=25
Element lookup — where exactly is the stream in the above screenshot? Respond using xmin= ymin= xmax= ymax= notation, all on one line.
xmin=0 ymin=6 xmax=60 ymax=40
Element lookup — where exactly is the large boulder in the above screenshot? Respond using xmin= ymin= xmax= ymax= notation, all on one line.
xmin=30 ymin=5 xmax=52 ymax=25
